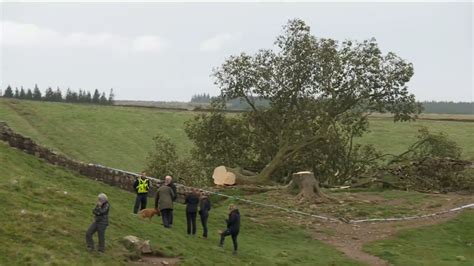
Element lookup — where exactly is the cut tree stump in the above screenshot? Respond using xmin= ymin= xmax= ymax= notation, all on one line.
xmin=287 ymin=171 xmax=334 ymax=203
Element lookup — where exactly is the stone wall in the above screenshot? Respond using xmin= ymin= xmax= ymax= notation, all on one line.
xmin=0 ymin=121 xmax=191 ymax=201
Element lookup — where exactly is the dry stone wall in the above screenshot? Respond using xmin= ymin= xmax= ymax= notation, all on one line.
xmin=0 ymin=121 xmax=190 ymax=201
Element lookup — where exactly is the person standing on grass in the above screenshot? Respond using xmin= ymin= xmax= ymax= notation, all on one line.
xmin=219 ymin=204 xmax=240 ymax=255
xmin=155 ymin=183 xmax=175 ymax=228
xmin=86 ymin=193 xmax=110 ymax=253
xmin=184 ymin=188 xmax=200 ymax=235
xmin=133 ymin=172 xmax=150 ymax=214
xmin=199 ymin=193 xmax=211 ymax=238
xmin=165 ymin=175 xmax=177 ymax=225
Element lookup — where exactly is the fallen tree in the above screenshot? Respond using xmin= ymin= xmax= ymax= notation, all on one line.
xmin=186 ymin=19 xmax=420 ymax=190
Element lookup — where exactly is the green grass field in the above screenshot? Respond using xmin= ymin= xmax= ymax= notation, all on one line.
xmin=1 ymin=99 xmax=473 ymax=265
xmin=0 ymin=99 xmax=473 ymax=174
xmin=360 ymin=117 xmax=474 ymax=161
xmin=364 ymin=210 xmax=474 ymax=265
xmin=0 ymin=141 xmax=362 ymax=266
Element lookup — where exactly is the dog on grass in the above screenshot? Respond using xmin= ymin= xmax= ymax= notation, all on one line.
xmin=138 ymin=208 xmax=161 ymax=221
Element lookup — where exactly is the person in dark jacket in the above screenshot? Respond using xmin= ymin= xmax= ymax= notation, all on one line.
xmin=165 ymin=175 xmax=177 ymax=225
xmin=155 ymin=183 xmax=175 ymax=228
xmin=198 ymin=193 xmax=211 ymax=238
xmin=184 ymin=189 xmax=200 ymax=235
xmin=86 ymin=193 xmax=110 ymax=253
xmin=133 ymin=172 xmax=150 ymax=214
xmin=219 ymin=204 xmax=240 ymax=255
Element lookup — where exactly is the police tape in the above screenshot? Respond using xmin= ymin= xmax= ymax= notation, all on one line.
xmin=350 ymin=203 xmax=474 ymax=223
xmin=91 ymin=164 xmax=474 ymax=224
xmin=196 ymin=190 xmax=474 ymax=224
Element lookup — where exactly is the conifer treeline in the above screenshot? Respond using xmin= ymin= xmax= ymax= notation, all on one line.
xmin=1 ymin=85 xmax=115 ymax=105
xmin=190 ymin=93 xmax=213 ymax=103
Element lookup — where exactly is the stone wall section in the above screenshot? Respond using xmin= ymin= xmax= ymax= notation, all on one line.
xmin=0 ymin=121 xmax=190 ymax=201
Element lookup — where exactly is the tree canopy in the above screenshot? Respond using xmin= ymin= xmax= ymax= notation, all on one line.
xmin=187 ymin=19 xmax=421 ymax=184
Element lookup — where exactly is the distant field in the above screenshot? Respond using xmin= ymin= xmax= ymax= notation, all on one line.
xmin=358 ymin=117 xmax=474 ymax=161
xmin=0 ymin=98 xmax=472 ymax=173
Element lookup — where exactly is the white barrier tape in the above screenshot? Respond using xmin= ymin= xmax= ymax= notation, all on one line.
xmin=90 ymin=164 xmax=474 ymax=224
xmin=350 ymin=203 xmax=474 ymax=223
xmin=91 ymin=164 xmax=341 ymax=222
xmin=204 ymin=191 xmax=341 ymax=222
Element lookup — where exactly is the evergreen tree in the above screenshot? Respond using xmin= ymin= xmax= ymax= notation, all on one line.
xmin=14 ymin=88 xmax=20 ymax=98
xmin=92 ymin=89 xmax=100 ymax=103
xmin=86 ymin=91 xmax=92 ymax=103
xmin=44 ymin=87 xmax=54 ymax=101
xmin=78 ymin=90 xmax=84 ymax=103
xmin=71 ymin=91 xmax=78 ymax=102
xmin=19 ymin=87 xmax=26 ymax=99
xmin=65 ymin=88 xmax=73 ymax=102
xmin=108 ymin=88 xmax=115 ymax=105
xmin=26 ymin=89 xmax=33 ymax=99
xmin=54 ymin=88 xmax=63 ymax=102
xmin=33 ymin=84 xmax=42 ymax=100
xmin=3 ymin=85 xmax=14 ymax=98
xmin=99 ymin=92 xmax=108 ymax=104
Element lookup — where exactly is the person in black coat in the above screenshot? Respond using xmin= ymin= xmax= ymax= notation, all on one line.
xmin=184 ymin=189 xmax=200 ymax=235
xmin=219 ymin=204 xmax=240 ymax=255
xmin=199 ymin=193 xmax=211 ymax=238
xmin=86 ymin=193 xmax=110 ymax=253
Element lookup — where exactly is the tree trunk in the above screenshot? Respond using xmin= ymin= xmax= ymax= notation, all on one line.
xmin=213 ymin=166 xmax=269 ymax=185
xmin=253 ymin=146 xmax=289 ymax=181
xmin=228 ymin=167 xmax=270 ymax=185
xmin=287 ymin=171 xmax=333 ymax=202
xmin=216 ymin=137 xmax=325 ymax=185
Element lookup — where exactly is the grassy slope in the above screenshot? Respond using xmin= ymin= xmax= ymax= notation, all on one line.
xmin=1 ymin=99 xmax=473 ymax=265
xmin=364 ymin=210 xmax=474 ymax=266
xmin=1 ymin=99 xmax=473 ymax=174
xmin=0 ymin=99 xmax=192 ymax=172
xmin=0 ymin=141 xmax=361 ymax=266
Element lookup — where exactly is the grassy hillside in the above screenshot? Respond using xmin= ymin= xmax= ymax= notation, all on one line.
xmin=0 ymin=141 xmax=362 ymax=265
xmin=1 ymin=99 xmax=473 ymax=266
xmin=0 ymin=98 xmax=473 ymax=174
xmin=0 ymin=99 xmax=192 ymax=172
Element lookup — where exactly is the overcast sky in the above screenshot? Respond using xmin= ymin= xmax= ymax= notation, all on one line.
xmin=0 ymin=2 xmax=472 ymax=102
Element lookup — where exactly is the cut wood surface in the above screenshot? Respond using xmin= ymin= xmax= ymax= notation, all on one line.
xmin=212 ymin=165 xmax=236 ymax=185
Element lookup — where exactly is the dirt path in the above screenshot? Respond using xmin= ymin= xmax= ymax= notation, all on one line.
xmin=246 ymin=192 xmax=473 ymax=266
xmin=310 ymin=211 xmax=460 ymax=266
xmin=129 ymin=192 xmax=472 ymax=266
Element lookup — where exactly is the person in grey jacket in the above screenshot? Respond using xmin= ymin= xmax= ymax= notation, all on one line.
xmin=155 ymin=184 xmax=175 ymax=228
xmin=86 ymin=193 xmax=110 ymax=253
xmin=165 ymin=176 xmax=177 ymax=225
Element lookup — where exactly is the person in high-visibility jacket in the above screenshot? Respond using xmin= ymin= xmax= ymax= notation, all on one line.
xmin=133 ymin=172 xmax=151 ymax=214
